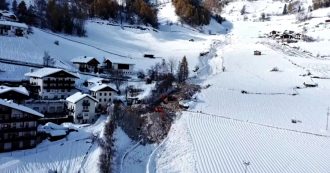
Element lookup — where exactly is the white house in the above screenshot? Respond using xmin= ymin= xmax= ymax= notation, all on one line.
xmin=103 ymin=57 xmax=135 ymax=74
xmin=0 ymin=10 xmax=18 ymax=21
xmin=25 ymin=68 xmax=79 ymax=100
xmin=0 ymin=20 xmax=28 ymax=36
xmin=71 ymin=56 xmax=100 ymax=73
xmin=66 ymin=92 xmax=98 ymax=124
xmin=90 ymin=84 xmax=118 ymax=110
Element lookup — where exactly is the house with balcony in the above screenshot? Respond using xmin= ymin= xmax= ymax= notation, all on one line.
xmin=71 ymin=56 xmax=100 ymax=73
xmin=25 ymin=68 xmax=79 ymax=100
xmin=0 ymin=99 xmax=44 ymax=152
xmin=0 ymin=85 xmax=29 ymax=104
xmin=90 ymin=84 xmax=118 ymax=111
xmin=66 ymin=92 xmax=98 ymax=124
xmin=102 ymin=57 xmax=135 ymax=74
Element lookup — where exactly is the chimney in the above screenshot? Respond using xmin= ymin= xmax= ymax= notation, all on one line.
xmin=30 ymin=68 xmax=34 ymax=73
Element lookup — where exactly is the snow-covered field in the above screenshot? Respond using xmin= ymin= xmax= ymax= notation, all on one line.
xmin=0 ymin=116 xmax=107 ymax=173
xmin=1 ymin=0 xmax=330 ymax=172
xmin=152 ymin=1 xmax=330 ymax=172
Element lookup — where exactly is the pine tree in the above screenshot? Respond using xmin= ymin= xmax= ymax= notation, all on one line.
xmin=282 ymin=4 xmax=287 ymax=15
xmin=17 ymin=1 xmax=27 ymax=22
xmin=12 ymin=0 xmax=17 ymax=14
xmin=177 ymin=56 xmax=189 ymax=83
xmin=0 ymin=0 xmax=8 ymax=10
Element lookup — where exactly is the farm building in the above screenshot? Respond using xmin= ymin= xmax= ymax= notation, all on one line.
xmin=0 ymin=20 xmax=28 ymax=36
xmin=71 ymin=56 xmax=100 ymax=73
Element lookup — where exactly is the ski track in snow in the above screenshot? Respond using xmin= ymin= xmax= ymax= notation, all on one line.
xmin=186 ymin=112 xmax=330 ymax=173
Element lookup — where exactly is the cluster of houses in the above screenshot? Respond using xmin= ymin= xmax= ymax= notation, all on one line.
xmin=0 ymin=62 xmax=127 ymax=152
xmin=268 ymin=30 xmax=304 ymax=43
xmin=71 ymin=56 xmax=135 ymax=74
xmin=0 ymin=10 xmax=28 ymax=37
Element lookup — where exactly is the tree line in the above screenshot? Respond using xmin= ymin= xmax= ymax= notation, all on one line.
xmin=173 ymin=0 xmax=211 ymax=26
xmin=313 ymin=0 xmax=330 ymax=10
xmin=87 ymin=0 xmax=158 ymax=27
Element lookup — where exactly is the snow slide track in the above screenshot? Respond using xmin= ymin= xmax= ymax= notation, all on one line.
xmin=185 ymin=110 xmax=330 ymax=138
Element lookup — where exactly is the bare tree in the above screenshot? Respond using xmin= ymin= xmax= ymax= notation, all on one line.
xmin=167 ymin=58 xmax=177 ymax=74
xmin=110 ymin=69 xmax=126 ymax=93
xmin=43 ymin=51 xmax=55 ymax=67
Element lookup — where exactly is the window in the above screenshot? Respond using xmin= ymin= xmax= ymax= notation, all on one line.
xmin=104 ymin=98 xmax=106 ymax=102
xmin=104 ymin=93 xmax=107 ymax=96
xmin=99 ymin=93 xmax=102 ymax=96
xmin=99 ymin=99 xmax=101 ymax=102
xmin=109 ymin=98 xmax=111 ymax=102
xmin=83 ymin=106 xmax=89 ymax=112
xmin=109 ymin=93 xmax=112 ymax=96
xmin=61 ymin=95 xmax=64 ymax=99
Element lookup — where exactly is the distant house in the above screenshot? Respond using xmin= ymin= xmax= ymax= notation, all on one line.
xmin=0 ymin=99 xmax=44 ymax=152
xmin=0 ymin=10 xmax=18 ymax=21
xmin=0 ymin=20 xmax=28 ymax=36
xmin=90 ymin=84 xmax=118 ymax=110
xmin=71 ymin=56 xmax=100 ymax=73
xmin=281 ymin=33 xmax=293 ymax=39
xmin=254 ymin=50 xmax=261 ymax=55
xmin=294 ymin=33 xmax=302 ymax=40
xmin=25 ymin=68 xmax=79 ymax=100
xmin=66 ymin=92 xmax=98 ymax=124
xmin=102 ymin=57 xmax=135 ymax=74
xmin=0 ymin=85 xmax=29 ymax=104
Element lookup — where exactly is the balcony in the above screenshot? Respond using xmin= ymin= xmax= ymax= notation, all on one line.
xmin=0 ymin=134 xmax=37 ymax=142
xmin=0 ymin=126 xmax=37 ymax=132
xmin=0 ymin=117 xmax=37 ymax=123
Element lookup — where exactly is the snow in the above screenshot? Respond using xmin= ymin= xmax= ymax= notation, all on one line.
xmin=25 ymin=67 xmax=79 ymax=78
xmin=89 ymin=83 xmax=117 ymax=92
xmin=0 ymin=99 xmax=44 ymax=117
xmin=157 ymin=3 xmax=179 ymax=24
xmin=0 ymin=116 xmax=108 ymax=173
xmin=158 ymin=112 xmax=330 ymax=173
xmin=0 ymin=20 xmax=28 ymax=29
xmin=0 ymin=85 xmax=29 ymax=96
xmin=151 ymin=1 xmax=330 ymax=173
xmin=66 ymin=92 xmax=98 ymax=103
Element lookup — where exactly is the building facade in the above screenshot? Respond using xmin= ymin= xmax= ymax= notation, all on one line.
xmin=25 ymin=68 xmax=78 ymax=100
xmin=71 ymin=56 xmax=100 ymax=73
xmin=0 ymin=99 xmax=43 ymax=152
xmin=66 ymin=92 xmax=98 ymax=124
xmin=90 ymin=84 xmax=118 ymax=110
xmin=103 ymin=58 xmax=135 ymax=74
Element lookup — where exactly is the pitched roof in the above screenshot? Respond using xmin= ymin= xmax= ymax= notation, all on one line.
xmin=0 ymin=20 xmax=28 ymax=29
xmin=25 ymin=68 xmax=79 ymax=78
xmin=71 ymin=56 xmax=100 ymax=64
xmin=90 ymin=84 xmax=117 ymax=92
xmin=66 ymin=92 xmax=98 ymax=103
xmin=0 ymin=85 xmax=29 ymax=96
xmin=0 ymin=99 xmax=44 ymax=117
xmin=104 ymin=57 xmax=135 ymax=65
xmin=87 ymin=77 xmax=104 ymax=83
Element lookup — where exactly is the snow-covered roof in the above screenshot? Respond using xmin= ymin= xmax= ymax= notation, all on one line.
xmin=49 ymin=130 xmax=67 ymax=137
xmin=90 ymin=84 xmax=117 ymax=92
xmin=0 ymin=99 xmax=44 ymax=117
xmin=87 ymin=77 xmax=104 ymax=83
xmin=25 ymin=68 xmax=79 ymax=78
xmin=71 ymin=56 xmax=100 ymax=64
xmin=0 ymin=20 xmax=28 ymax=29
xmin=104 ymin=57 xmax=135 ymax=65
xmin=66 ymin=92 xmax=98 ymax=103
xmin=0 ymin=85 xmax=29 ymax=96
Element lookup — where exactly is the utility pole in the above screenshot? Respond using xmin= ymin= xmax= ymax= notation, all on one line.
xmin=326 ymin=107 xmax=329 ymax=130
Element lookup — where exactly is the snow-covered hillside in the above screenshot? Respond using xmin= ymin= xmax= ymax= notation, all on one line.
xmin=151 ymin=0 xmax=330 ymax=172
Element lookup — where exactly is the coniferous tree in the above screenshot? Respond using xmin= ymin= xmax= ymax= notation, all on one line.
xmin=0 ymin=0 xmax=8 ymax=10
xmin=17 ymin=1 xmax=28 ymax=22
xmin=12 ymin=0 xmax=17 ymax=14
xmin=177 ymin=56 xmax=189 ymax=83
xmin=283 ymin=4 xmax=288 ymax=15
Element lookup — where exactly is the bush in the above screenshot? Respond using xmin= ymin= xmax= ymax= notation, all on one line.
xmin=54 ymin=40 xmax=59 ymax=45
